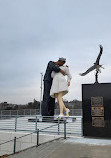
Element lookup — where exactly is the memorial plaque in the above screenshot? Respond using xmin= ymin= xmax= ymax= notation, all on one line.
xmin=92 ymin=117 xmax=105 ymax=127
xmin=91 ymin=97 xmax=103 ymax=106
xmin=91 ymin=107 xmax=104 ymax=116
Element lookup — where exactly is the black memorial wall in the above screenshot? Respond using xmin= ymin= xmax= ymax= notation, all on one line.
xmin=82 ymin=83 xmax=111 ymax=138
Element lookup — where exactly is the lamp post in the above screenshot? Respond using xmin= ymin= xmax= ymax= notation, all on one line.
xmin=40 ymin=73 xmax=43 ymax=115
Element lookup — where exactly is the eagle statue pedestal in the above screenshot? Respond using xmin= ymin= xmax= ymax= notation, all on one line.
xmin=82 ymin=83 xmax=111 ymax=138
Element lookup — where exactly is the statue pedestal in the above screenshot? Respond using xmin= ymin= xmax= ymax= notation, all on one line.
xmin=82 ymin=83 xmax=111 ymax=138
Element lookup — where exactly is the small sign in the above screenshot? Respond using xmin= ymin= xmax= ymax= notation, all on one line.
xmin=92 ymin=117 xmax=105 ymax=127
xmin=91 ymin=107 xmax=104 ymax=116
xmin=91 ymin=97 xmax=103 ymax=106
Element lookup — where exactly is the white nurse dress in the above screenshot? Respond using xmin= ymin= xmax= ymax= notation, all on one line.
xmin=50 ymin=65 xmax=72 ymax=98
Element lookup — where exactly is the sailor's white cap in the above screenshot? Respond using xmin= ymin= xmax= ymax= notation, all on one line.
xmin=59 ymin=57 xmax=66 ymax=62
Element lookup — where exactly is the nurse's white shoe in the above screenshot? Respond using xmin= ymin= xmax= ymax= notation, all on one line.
xmin=59 ymin=114 xmax=64 ymax=119
xmin=66 ymin=108 xmax=70 ymax=117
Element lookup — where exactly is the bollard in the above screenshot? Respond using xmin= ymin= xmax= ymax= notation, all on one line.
xmin=13 ymin=137 xmax=16 ymax=154
xmin=36 ymin=129 xmax=39 ymax=147
xmin=64 ymin=119 xmax=66 ymax=139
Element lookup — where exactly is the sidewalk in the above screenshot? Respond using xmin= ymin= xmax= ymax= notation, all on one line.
xmin=8 ymin=137 xmax=111 ymax=158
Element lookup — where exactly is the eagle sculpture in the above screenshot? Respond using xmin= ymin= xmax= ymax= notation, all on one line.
xmin=79 ymin=45 xmax=103 ymax=76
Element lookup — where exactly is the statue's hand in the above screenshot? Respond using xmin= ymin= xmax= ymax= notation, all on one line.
xmin=68 ymin=82 xmax=70 ymax=86
xmin=60 ymin=69 xmax=65 ymax=75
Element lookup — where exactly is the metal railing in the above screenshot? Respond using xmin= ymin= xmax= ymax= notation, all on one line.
xmin=0 ymin=115 xmax=82 ymax=136
xmin=0 ymin=115 xmax=82 ymax=156
xmin=0 ymin=125 xmax=59 ymax=156
xmin=0 ymin=109 xmax=82 ymax=118
xmin=0 ymin=131 xmax=39 ymax=156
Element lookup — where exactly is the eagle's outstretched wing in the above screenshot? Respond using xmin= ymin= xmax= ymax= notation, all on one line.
xmin=79 ymin=65 xmax=96 ymax=76
xmin=79 ymin=45 xmax=103 ymax=76
xmin=95 ymin=45 xmax=103 ymax=65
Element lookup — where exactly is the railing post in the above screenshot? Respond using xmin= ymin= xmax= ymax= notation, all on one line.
xmin=55 ymin=109 xmax=56 ymax=115
xmin=1 ymin=111 xmax=2 ymax=119
xmin=36 ymin=129 xmax=39 ymax=147
xmin=13 ymin=137 xmax=16 ymax=154
xmin=10 ymin=110 xmax=11 ymax=118
xmin=35 ymin=116 xmax=37 ymax=132
xmin=30 ymin=109 xmax=31 ymax=115
xmin=17 ymin=110 xmax=18 ymax=117
xmin=81 ymin=117 xmax=83 ymax=137
xmin=24 ymin=109 xmax=25 ymax=116
xmin=15 ymin=116 xmax=17 ymax=132
xmin=73 ymin=109 xmax=74 ymax=116
xmin=58 ymin=117 xmax=60 ymax=135
xmin=64 ymin=119 xmax=66 ymax=139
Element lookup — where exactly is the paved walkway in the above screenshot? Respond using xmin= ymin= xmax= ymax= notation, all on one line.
xmin=8 ymin=137 xmax=111 ymax=158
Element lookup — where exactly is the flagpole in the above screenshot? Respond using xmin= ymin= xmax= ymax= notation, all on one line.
xmin=40 ymin=72 xmax=43 ymax=115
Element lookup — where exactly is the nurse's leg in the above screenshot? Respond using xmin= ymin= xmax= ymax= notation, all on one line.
xmin=57 ymin=92 xmax=64 ymax=115
xmin=54 ymin=93 xmax=58 ymax=99
xmin=54 ymin=93 xmax=62 ymax=115
xmin=54 ymin=93 xmax=59 ymax=106
xmin=58 ymin=92 xmax=69 ymax=113
xmin=60 ymin=92 xmax=70 ymax=116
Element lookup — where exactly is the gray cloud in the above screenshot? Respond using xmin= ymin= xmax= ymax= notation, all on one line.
xmin=0 ymin=0 xmax=111 ymax=103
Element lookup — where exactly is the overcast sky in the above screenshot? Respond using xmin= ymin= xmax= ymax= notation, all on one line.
xmin=0 ymin=0 xmax=111 ymax=104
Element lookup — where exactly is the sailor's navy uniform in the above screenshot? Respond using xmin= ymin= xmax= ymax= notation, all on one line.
xmin=41 ymin=61 xmax=60 ymax=116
